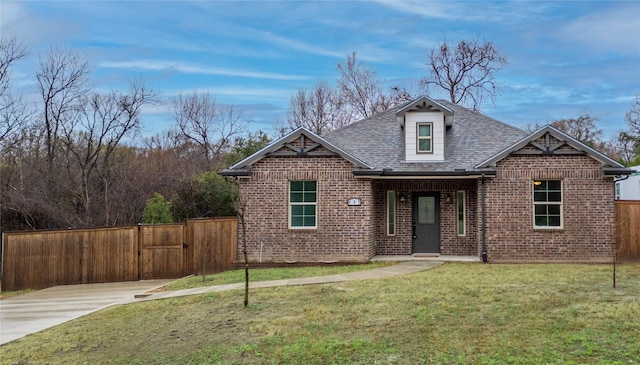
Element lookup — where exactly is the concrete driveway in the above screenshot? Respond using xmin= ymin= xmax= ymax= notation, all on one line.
xmin=0 ymin=280 xmax=169 ymax=345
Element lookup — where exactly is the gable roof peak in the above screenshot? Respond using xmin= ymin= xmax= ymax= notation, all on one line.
xmin=475 ymin=124 xmax=628 ymax=174
xmin=219 ymin=127 xmax=375 ymax=176
xmin=395 ymin=95 xmax=454 ymax=126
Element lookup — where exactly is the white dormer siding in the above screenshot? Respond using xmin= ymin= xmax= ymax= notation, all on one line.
xmin=405 ymin=111 xmax=445 ymax=161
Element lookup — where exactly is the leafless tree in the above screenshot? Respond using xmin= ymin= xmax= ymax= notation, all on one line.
xmin=287 ymin=81 xmax=340 ymax=134
xmin=61 ymin=81 xmax=157 ymax=224
xmin=423 ymin=35 xmax=508 ymax=110
xmin=626 ymin=93 xmax=640 ymax=137
xmin=0 ymin=36 xmax=27 ymax=98
xmin=336 ymin=52 xmax=389 ymax=123
xmin=288 ymin=52 xmax=414 ymax=133
xmin=0 ymin=36 xmax=29 ymax=143
xmin=550 ymin=113 xmax=603 ymax=148
xmin=236 ymin=194 xmax=250 ymax=308
xmin=525 ymin=113 xmax=604 ymax=148
xmin=171 ymin=91 xmax=247 ymax=167
xmin=36 ymin=46 xmax=90 ymax=170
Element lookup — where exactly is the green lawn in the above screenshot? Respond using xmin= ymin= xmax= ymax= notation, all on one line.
xmin=165 ymin=262 xmax=391 ymax=290
xmin=1 ymin=263 xmax=639 ymax=364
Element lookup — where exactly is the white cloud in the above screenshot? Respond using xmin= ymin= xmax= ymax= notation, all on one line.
xmin=99 ymin=60 xmax=310 ymax=81
xmin=556 ymin=4 xmax=640 ymax=56
xmin=253 ymin=30 xmax=346 ymax=59
xmin=371 ymin=0 xmax=549 ymax=23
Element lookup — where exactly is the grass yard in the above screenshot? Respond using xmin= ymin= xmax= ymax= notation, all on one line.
xmin=1 ymin=263 xmax=639 ymax=364
xmin=165 ymin=262 xmax=391 ymax=291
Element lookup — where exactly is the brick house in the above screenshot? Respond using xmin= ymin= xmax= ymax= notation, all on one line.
xmin=221 ymin=96 xmax=632 ymax=263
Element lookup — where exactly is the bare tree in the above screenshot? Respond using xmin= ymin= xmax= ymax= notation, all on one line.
xmin=171 ymin=92 xmax=247 ymax=167
xmin=423 ymin=35 xmax=508 ymax=109
xmin=524 ymin=113 xmax=604 ymax=149
xmin=36 ymin=46 xmax=90 ymax=170
xmin=626 ymin=93 xmax=640 ymax=137
xmin=62 ymin=81 xmax=157 ymax=225
xmin=0 ymin=36 xmax=29 ymax=143
xmin=0 ymin=36 xmax=27 ymax=98
xmin=171 ymin=92 xmax=217 ymax=161
xmin=336 ymin=52 xmax=388 ymax=123
xmin=236 ymin=195 xmax=250 ymax=308
xmin=288 ymin=81 xmax=340 ymax=134
xmin=551 ymin=114 xmax=603 ymax=148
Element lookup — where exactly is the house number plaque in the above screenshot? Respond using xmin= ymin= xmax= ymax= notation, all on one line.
xmin=347 ymin=198 xmax=362 ymax=206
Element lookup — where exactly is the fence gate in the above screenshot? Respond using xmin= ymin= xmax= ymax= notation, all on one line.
xmin=139 ymin=224 xmax=185 ymax=279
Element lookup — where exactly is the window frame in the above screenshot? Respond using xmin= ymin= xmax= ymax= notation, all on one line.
xmin=387 ymin=190 xmax=396 ymax=236
xmin=416 ymin=122 xmax=433 ymax=154
xmin=532 ymin=180 xmax=563 ymax=229
xmin=457 ymin=190 xmax=466 ymax=236
xmin=289 ymin=180 xmax=317 ymax=229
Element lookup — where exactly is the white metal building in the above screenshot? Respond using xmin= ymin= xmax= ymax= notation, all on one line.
xmin=616 ymin=165 xmax=640 ymax=200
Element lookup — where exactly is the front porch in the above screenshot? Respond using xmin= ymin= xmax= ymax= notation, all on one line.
xmin=373 ymin=179 xmax=481 ymax=257
xmin=371 ymin=255 xmax=481 ymax=262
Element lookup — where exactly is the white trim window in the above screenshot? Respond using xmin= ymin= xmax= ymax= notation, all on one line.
xmin=416 ymin=123 xmax=433 ymax=153
xmin=457 ymin=191 xmax=466 ymax=236
xmin=387 ymin=190 xmax=396 ymax=236
xmin=533 ymin=180 xmax=562 ymax=228
xmin=289 ymin=181 xmax=317 ymax=229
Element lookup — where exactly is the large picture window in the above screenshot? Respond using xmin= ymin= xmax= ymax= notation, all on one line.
xmin=387 ymin=191 xmax=396 ymax=236
xmin=416 ymin=123 xmax=433 ymax=153
xmin=533 ymin=180 xmax=562 ymax=228
xmin=289 ymin=181 xmax=317 ymax=228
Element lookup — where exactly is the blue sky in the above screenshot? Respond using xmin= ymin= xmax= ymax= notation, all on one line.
xmin=2 ymin=0 xmax=639 ymax=139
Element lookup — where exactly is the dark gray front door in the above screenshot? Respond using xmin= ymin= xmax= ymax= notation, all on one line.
xmin=412 ymin=192 xmax=440 ymax=253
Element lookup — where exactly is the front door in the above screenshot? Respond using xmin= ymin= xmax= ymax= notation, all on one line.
xmin=412 ymin=192 xmax=440 ymax=254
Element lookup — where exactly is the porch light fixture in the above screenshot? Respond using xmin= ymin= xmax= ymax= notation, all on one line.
xmin=399 ymin=193 xmax=406 ymax=203
xmin=533 ymin=181 xmax=543 ymax=186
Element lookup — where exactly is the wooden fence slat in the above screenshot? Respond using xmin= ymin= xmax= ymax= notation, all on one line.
xmin=616 ymin=201 xmax=640 ymax=259
xmin=2 ymin=217 xmax=237 ymax=291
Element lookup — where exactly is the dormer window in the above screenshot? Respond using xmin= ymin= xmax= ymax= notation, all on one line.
xmin=397 ymin=96 xmax=452 ymax=162
xmin=417 ymin=123 xmax=433 ymax=153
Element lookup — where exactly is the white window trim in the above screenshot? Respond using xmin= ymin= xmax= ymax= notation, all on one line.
xmin=387 ymin=190 xmax=396 ymax=236
xmin=289 ymin=181 xmax=318 ymax=230
xmin=416 ymin=122 xmax=433 ymax=154
xmin=532 ymin=180 xmax=563 ymax=230
xmin=457 ymin=190 xmax=466 ymax=236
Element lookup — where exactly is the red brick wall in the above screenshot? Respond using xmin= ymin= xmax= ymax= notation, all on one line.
xmin=374 ymin=180 xmax=478 ymax=256
xmin=484 ymin=154 xmax=615 ymax=262
xmin=237 ymin=153 xmax=374 ymax=262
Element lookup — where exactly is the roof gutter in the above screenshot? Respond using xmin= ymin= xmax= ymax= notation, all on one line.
xmin=603 ymin=167 xmax=635 ymax=176
xmin=352 ymin=168 xmax=497 ymax=178
xmin=219 ymin=169 xmax=251 ymax=177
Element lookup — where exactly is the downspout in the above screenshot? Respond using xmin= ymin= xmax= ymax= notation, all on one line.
xmin=481 ymin=174 xmax=487 ymax=263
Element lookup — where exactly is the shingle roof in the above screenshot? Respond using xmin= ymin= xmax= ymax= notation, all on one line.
xmin=323 ymin=99 xmax=528 ymax=174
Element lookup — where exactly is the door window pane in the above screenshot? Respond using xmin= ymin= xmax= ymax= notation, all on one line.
xmin=418 ymin=196 xmax=435 ymax=224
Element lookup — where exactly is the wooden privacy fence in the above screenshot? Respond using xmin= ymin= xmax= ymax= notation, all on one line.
xmin=1 ymin=217 xmax=237 ymax=291
xmin=615 ymin=201 xmax=640 ymax=260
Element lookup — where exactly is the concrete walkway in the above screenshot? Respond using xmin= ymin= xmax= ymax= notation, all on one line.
xmin=0 ymin=261 xmax=443 ymax=345
xmin=138 ymin=260 xmax=443 ymax=301
xmin=0 ymin=280 xmax=169 ymax=345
